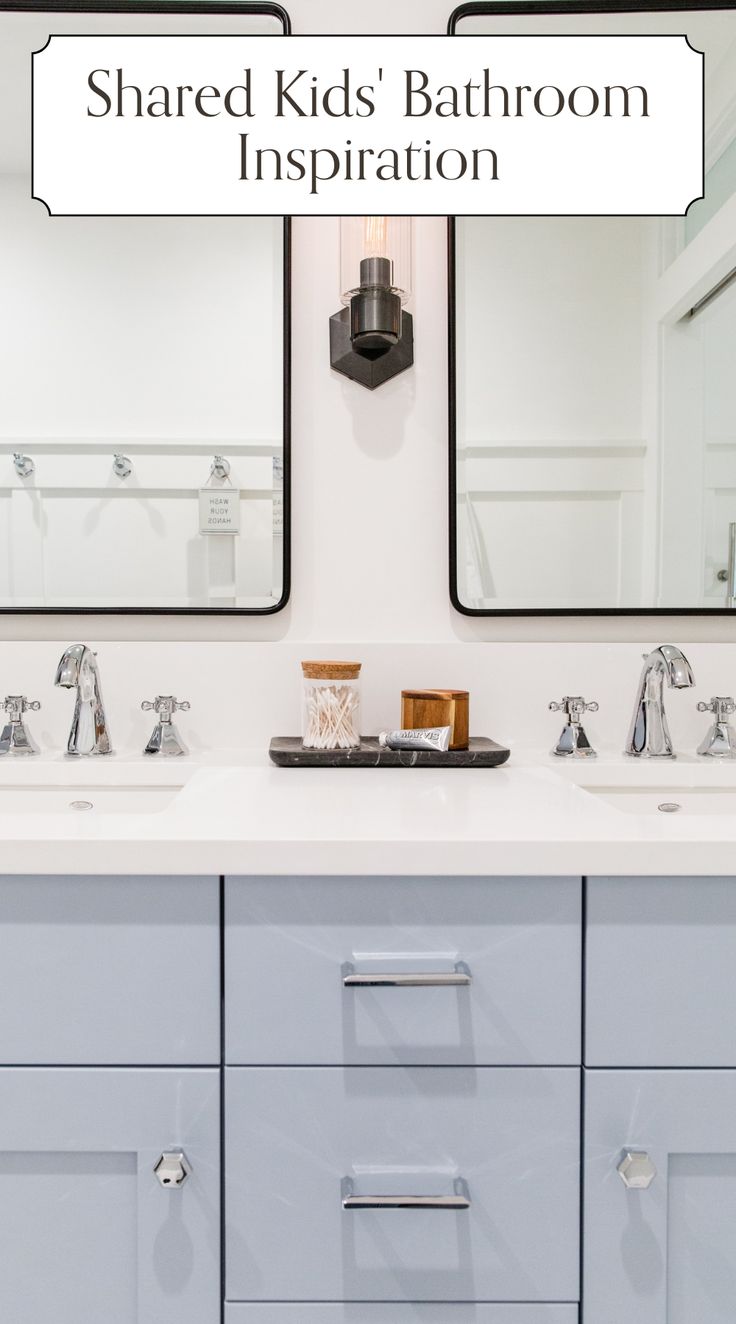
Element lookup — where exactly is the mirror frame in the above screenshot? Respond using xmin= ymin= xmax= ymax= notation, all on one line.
xmin=0 ymin=0 xmax=291 ymax=616
xmin=448 ymin=0 xmax=736 ymax=617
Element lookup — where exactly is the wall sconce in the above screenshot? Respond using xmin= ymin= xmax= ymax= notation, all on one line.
xmin=330 ymin=217 xmax=414 ymax=390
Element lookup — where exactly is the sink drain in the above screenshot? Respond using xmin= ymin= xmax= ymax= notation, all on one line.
xmin=658 ymin=801 xmax=682 ymax=813
xmin=69 ymin=800 xmax=94 ymax=812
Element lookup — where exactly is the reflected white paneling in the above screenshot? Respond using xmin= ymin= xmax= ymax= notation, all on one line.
xmin=458 ymin=488 xmax=643 ymax=610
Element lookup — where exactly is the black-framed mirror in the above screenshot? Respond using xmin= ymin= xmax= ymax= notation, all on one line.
xmin=0 ymin=0 xmax=290 ymax=615
xmin=449 ymin=1 xmax=736 ymax=617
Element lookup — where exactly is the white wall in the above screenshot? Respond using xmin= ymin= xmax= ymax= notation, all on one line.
xmin=1 ymin=0 xmax=734 ymax=743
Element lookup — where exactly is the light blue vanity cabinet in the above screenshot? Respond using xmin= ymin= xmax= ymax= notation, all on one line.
xmin=225 ymin=875 xmax=581 ymax=1065
xmin=7 ymin=865 xmax=736 ymax=1319
xmin=586 ymin=876 xmax=736 ymax=1066
xmin=225 ymin=1065 xmax=580 ymax=1304
xmin=584 ymin=1068 xmax=736 ymax=1323
xmin=0 ymin=1067 xmax=221 ymax=1324
xmin=0 ymin=875 xmax=220 ymax=1064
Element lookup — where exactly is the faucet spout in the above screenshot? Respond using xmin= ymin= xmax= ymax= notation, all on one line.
xmin=625 ymin=645 xmax=695 ymax=759
xmin=654 ymin=643 xmax=696 ymax=690
xmin=54 ymin=644 xmax=113 ymax=756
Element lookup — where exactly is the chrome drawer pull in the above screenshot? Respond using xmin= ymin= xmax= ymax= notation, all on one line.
xmin=343 ymin=1193 xmax=471 ymax=1209
xmin=341 ymin=1177 xmax=470 ymax=1210
xmin=342 ymin=961 xmax=471 ymax=988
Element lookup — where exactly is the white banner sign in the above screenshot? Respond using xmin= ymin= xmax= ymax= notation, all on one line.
xmin=32 ymin=34 xmax=703 ymax=216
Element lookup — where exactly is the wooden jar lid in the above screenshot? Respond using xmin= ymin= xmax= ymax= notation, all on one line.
xmin=401 ymin=689 xmax=469 ymax=699
xmin=302 ymin=661 xmax=362 ymax=680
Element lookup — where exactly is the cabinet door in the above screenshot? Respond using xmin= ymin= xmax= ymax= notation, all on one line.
xmin=584 ymin=1068 xmax=736 ymax=1323
xmin=0 ymin=1068 xmax=220 ymax=1324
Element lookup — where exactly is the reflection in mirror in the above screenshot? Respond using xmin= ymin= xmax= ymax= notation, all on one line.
xmin=451 ymin=3 xmax=736 ymax=614
xmin=0 ymin=4 xmax=289 ymax=613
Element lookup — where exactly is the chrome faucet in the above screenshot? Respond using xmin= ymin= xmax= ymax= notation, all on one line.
xmin=54 ymin=644 xmax=113 ymax=756
xmin=624 ymin=644 xmax=695 ymax=759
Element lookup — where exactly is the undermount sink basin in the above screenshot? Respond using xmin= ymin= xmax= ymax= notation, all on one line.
xmin=0 ymin=784 xmax=182 ymax=815
xmin=556 ymin=761 xmax=736 ymax=817
xmin=584 ymin=784 xmax=736 ymax=816
xmin=0 ymin=761 xmax=195 ymax=815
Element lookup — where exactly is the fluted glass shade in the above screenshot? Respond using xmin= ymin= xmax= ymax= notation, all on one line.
xmin=339 ymin=217 xmax=413 ymax=305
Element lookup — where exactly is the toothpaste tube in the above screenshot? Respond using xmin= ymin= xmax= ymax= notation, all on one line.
xmin=378 ymin=726 xmax=451 ymax=753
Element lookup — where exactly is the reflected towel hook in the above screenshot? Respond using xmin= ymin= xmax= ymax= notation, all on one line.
xmin=113 ymin=453 xmax=132 ymax=479
xmin=13 ymin=452 xmax=34 ymax=479
xmin=210 ymin=455 xmax=231 ymax=482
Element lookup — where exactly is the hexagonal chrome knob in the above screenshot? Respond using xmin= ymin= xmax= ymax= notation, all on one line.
xmin=617 ymin=1149 xmax=657 ymax=1189
xmin=153 ymin=1150 xmax=190 ymax=1188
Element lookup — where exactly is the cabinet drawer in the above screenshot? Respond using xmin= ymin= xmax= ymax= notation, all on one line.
xmin=0 ymin=876 xmax=220 ymax=1064
xmin=225 ymin=1066 xmax=580 ymax=1303
xmin=225 ymin=876 xmax=581 ymax=1065
xmin=586 ymin=876 xmax=736 ymax=1066
xmin=226 ymin=1308 xmax=579 ymax=1322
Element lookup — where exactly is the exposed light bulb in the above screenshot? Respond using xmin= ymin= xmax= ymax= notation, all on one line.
xmin=363 ymin=216 xmax=388 ymax=258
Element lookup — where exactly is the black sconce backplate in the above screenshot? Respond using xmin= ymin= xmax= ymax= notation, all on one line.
xmin=329 ymin=308 xmax=414 ymax=390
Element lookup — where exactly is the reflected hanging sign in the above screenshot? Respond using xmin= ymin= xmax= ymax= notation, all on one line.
xmin=32 ymin=34 xmax=703 ymax=216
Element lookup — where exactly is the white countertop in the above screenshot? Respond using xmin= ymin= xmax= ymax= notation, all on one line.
xmin=0 ymin=747 xmax=735 ymax=875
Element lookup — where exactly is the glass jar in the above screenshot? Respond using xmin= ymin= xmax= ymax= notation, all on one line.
xmin=301 ymin=661 xmax=362 ymax=750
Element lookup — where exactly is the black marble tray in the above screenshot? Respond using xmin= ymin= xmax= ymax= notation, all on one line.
xmin=269 ymin=736 xmax=510 ymax=768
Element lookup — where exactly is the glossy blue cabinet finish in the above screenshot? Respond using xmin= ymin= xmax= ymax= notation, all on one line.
xmin=226 ymin=876 xmax=581 ymax=1065
xmin=225 ymin=1066 xmax=580 ymax=1304
xmin=586 ymin=876 xmax=736 ymax=1066
xmin=226 ymin=1308 xmax=580 ymax=1322
xmin=584 ymin=1068 xmax=736 ymax=1323
xmin=0 ymin=1067 xmax=220 ymax=1324
xmin=0 ymin=875 xmax=220 ymax=1064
